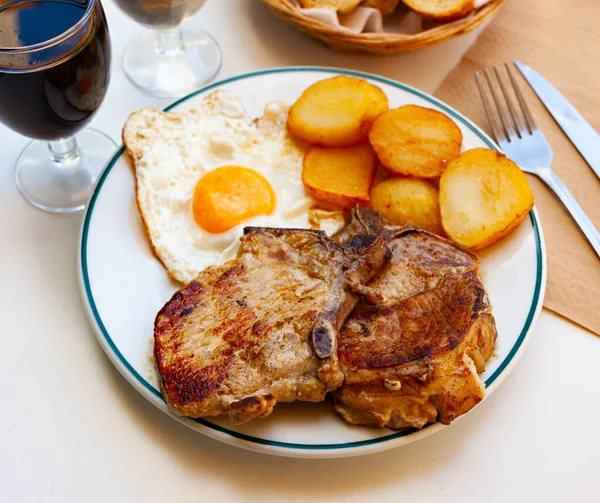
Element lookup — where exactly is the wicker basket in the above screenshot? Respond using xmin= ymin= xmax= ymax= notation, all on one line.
xmin=261 ymin=0 xmax=506 ymax=54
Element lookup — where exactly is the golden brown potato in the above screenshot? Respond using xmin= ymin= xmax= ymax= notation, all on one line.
xmin=299 ymin=0 xmax=363 ymax=14
xmin=288 ymin=76 xmax=389 ymax=147
xmin=439 ymin=148 xmax=534 ymax=250
xmin=402 ymin=0 xmax=475 ymax=21
xmin=369 ymin=105 xmax=463 ymax=178
xmin=371 ymin=177 xmax=444 ymax=234
xmin=303 ymin=143 xmax=378 ymax=210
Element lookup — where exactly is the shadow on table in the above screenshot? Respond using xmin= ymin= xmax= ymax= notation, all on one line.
xmin=233 ymin=2 xmax=482 ymax=92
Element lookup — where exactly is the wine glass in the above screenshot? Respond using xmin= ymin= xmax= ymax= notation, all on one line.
xmin=115 ymin=0 xmax=222 ymax=97
xmin=0 ymin=0 xmax=115 ymax=213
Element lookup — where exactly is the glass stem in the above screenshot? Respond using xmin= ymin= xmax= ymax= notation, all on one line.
xmin=156 ymin=28 xmax=184 ymax=57
xmin=48 ymin=137 xmax=80 ymax=167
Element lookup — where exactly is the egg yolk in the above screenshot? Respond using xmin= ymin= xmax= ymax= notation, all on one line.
xmin=193 ymin=166 xmax=276 ymax=233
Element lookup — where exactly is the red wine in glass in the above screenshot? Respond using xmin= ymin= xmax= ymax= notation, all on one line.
xmin=0 ymin=0 xmax=115 ymax=213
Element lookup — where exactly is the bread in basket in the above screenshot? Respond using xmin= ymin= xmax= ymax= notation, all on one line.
xmin=261 ymin=0 xmax=506 ymax=54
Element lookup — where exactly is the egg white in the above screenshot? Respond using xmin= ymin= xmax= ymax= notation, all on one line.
xmin=124 ymin=91 xmax=345 ymax=284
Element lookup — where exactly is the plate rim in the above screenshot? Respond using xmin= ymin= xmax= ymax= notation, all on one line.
xmin=78 ymin=66 xmax=547 ymax=457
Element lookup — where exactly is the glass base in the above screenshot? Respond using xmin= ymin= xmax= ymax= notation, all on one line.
xmin=123 ymin=27 xmax=222 ymax=98
xmin=15 ymin=128 xmax=117 ymax=213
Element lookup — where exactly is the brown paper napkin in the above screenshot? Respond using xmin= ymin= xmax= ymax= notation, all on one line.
xmin=435 ymin=0 xmax=600 ymax=335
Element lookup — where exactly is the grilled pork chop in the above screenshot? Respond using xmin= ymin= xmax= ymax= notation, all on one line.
xmin=334 ymin=208 xmax=497 ymax=430
xmin=347 ymin=206 xmax=480 ymax=306
xmin=154 ymin=226 xmax=387 ymax=424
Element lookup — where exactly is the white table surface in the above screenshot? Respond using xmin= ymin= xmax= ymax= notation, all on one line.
xmin=1 ymin=1 xmax=598 ymax=502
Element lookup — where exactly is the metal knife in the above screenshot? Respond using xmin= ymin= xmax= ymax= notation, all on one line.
xmin=515 ymin=60 xmax=600 ymax=181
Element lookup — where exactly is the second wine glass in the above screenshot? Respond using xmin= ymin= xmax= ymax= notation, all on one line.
xmin=116 ymin=0 xmax=222 ymax=97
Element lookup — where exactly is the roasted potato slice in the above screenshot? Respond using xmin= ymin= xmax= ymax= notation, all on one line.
xmin=288 ymin=76 xmax=389 ymax=147
xmin=439 ymin=148 xmax=534 ymax=250
xmin=369 ymin=105 xmax=462 ymax=178
xmin=303 ymin=143 xmax=378 ymax=209
xmin=371 ymin=177 xmax=443 ymax=234
xmin=402 ymin=0 xmax=475 ymax=21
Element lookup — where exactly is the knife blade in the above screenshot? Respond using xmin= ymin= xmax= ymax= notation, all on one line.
xmin=515 ymin=60 xmax=600 ymax=181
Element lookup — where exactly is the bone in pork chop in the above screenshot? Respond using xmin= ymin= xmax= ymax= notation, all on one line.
xmin=154 ymin=226 xmax=387 ymax=424
xmin=334 ymin=208 xmax=497 ymax=429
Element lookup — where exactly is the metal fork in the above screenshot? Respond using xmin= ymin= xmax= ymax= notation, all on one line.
xmin=475 ymin=63 xmax=600 ymax=258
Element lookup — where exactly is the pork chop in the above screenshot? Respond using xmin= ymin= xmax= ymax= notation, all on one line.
xmin=334 ymin=207 xmax=497 ymax=429
xmin=154 ymin=226 xmax=387 ymax=424
xmin=347 ymin=205 xmax=479 ymax=305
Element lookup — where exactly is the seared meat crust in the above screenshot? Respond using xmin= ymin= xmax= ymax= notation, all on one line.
xmin=335 ymin=271 xmax=496 ymax=429
xmin=349 ymin=206 xmax=479 ymax=306
xmin=334 ymin=207 xmax=497 ymax=429
xmin=154 ymin=226 xmax=387 ymax=424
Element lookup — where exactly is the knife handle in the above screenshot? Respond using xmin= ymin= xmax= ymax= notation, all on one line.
xmin=539 ymin=168 xmax=600 ymax=258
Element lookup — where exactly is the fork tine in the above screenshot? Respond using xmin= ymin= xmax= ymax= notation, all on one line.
xmin=506 ymin=62 xmax=536 ymax=134
xmin=484 ymin=68 xmax=516 ymax=141
xmin=493 ymin=65 xmax=525 ymax=138
xmin=475 ymin=70 xmax=506 ymax=144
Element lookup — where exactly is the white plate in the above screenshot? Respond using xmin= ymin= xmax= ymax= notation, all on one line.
xmin=78 ymin=67 xmax=547 ymax=459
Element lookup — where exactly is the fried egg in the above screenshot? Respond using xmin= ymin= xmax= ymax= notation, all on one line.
xmin=123 ymin=91 xmax=346 ymax=284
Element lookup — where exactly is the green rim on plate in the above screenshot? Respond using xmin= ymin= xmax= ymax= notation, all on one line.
xmin=80 ymin=67 xmax=544 ymax=451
